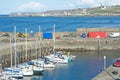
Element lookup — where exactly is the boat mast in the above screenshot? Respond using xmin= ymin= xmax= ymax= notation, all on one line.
xmin=35 ymin=33 xmax=38 ymax=59
xmin=25 ymin=28 xmax=27 ymax=60
xmin=0 ymin=36 xmax=3 ymax=75
xmin=39 ymin=26 xmax=42 ymax=57
xmin=10 ymin=37 xmax=12 ymax=68
xmin=0 ymin=33 xmax=2 ymax=73
xmin=53 ymin=24 xmax=56 ymax=54
xmin=0 ymin=34 xmax=1 ymax=64
xmin=14 ymin=26 xmax=17 ymax=67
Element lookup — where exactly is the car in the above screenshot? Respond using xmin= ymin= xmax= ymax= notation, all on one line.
xmin=81 ymin=33 xmax=87 ymax=38
xmin=108 ymin=32 xmax=120 ymax=38
xmin=2 ymin=32 xmax=9 ymax=37
xmin=113 ymin=58 xmax=120 ymax=67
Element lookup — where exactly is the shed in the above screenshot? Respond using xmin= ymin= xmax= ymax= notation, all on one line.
xmin=43 ymin=33 xmax=53 ymax=39
xmin=88 ymin=32 xmax=107 ymax=38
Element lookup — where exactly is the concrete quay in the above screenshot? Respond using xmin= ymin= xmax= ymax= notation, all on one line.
xmin=92 ymin=65 xmax=120 ymax=80
xmin=1 ymin=36 xmax=120 ymax=68
xmin=1 ymin=28 xmax=120 ymax=67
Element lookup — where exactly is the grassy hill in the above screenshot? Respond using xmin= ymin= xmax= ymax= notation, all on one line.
xmin=88 ymin=5 xmax=120 ymax=15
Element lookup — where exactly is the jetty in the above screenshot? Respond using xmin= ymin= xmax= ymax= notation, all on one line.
xmin=92 ymin=65 xmax=120 ymax=80
xmin=0 ymin=28 xmax=120 ymax=67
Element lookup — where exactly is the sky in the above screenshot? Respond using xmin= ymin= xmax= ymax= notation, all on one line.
xmin=0 ymin=0 xmax=120 ymax=14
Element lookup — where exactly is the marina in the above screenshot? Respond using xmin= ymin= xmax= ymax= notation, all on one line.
xmin=16 ymin=50 xmax=120 ymax=80
xmin=0 ymin=16 xmax=120 ymax=80
xmin=0 ymin=27 xmax=120 ymax=80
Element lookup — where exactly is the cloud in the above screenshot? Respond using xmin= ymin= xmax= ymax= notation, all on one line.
xmin=76 ymin=0 xmax=120 ymax=8
xmin=76 ymin=0 xmax=102 ymax=8
xmin=105 ymin=0 xmax=120 ymax=5
xmin=68 ymin=3 xmax=75 ymax=8
xmin=17 ymin=1 xmax=47 ymax=12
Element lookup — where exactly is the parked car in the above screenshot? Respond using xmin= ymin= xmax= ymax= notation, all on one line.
xmin=108 ymin=32 xmax=120 ymax=38
xmin=113 ymin=58 xmax=120 ymax=67
xmin=16 ymin=32 xmax=27 ymax=38
xmin=2 ymin=32 xmax=9 ymax=37
xmin=81 ymin=33 xmax=87 ymax=38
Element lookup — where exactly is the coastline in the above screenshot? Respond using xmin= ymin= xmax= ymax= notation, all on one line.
xmin=8 ymin=14 xmax=120 ymax=17
xmin=9 ymin=5 xmax=120 ymax=17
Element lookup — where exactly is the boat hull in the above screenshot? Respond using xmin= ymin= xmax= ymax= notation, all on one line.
xmin=33 ymin=70 xmax=44 ymax=75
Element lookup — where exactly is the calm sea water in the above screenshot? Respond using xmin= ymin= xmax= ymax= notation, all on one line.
xmin=0 ymin=16 xmax=120 ymax=80
xmin=22 ymin=50 xmax=120 ymax=80
xmin=0 ymin=16 xmax=120 ymax=32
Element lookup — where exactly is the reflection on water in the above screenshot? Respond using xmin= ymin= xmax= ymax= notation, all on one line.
xmin=23 ymin=49 xmax=120 ymax=80
xmin=31 ymin=76 xmax=43 ymax=80
xmin=24 ymin=74 xmax=44 ymax=80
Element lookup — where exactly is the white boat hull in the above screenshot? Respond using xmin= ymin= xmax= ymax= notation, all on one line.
xmin=22 ymin=68 xmax=33 ymax=76
xmin=32 ymin=65 xmax=44 ymax=75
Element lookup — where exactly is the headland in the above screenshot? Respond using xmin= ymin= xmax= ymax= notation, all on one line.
xmin=9 ymin=5 xmax=120 ymax=17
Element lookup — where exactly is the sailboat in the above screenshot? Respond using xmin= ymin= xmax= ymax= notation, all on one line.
xmin=27 ymin=26 xmax=44 ymax=75
xmin=4 ymin=26 xmax=23 ymax=79
xmin=30 ymin=26 xmax=56 ymax=68
xmin=29 ymin=43 xmax=44 ymax=75
xmin=18 ymin=28 xmax=33 ymax=76
xmin=38 ymin=26 xmax=56 ymax=68
xmin=18 ymin=28 xmax=46 ymax=76
xmin=45 ymin=25 xmax=73 ymax=64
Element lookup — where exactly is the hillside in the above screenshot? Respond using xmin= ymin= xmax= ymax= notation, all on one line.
xmin=9 ymin=5 xmax=120 ymax=17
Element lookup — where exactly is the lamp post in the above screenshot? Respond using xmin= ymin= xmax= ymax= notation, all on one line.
xmin=104 ymin=56 xmax=106 ymax=70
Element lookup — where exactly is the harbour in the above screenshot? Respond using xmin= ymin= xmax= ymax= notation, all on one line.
xmin=18 ymin=50 xmax=120 ymax=80
xmin=1 ymin=27 xmax=120 ymax=68
xmin=0 ymin=16 xmax=120 ymax=80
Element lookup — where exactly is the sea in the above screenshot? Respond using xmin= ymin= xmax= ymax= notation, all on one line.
xmin=0 ymin=16 xmax=120 ymax=32
xmin=0 ymin=16 xmax=120 ymax=80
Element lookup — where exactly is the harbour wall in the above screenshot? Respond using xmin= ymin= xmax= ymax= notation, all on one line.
xmin=1 ymin=28 xmax=120 ymax=67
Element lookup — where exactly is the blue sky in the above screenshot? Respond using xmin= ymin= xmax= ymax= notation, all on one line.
xmin=0 ymin=0 xmax=120 ymax=14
